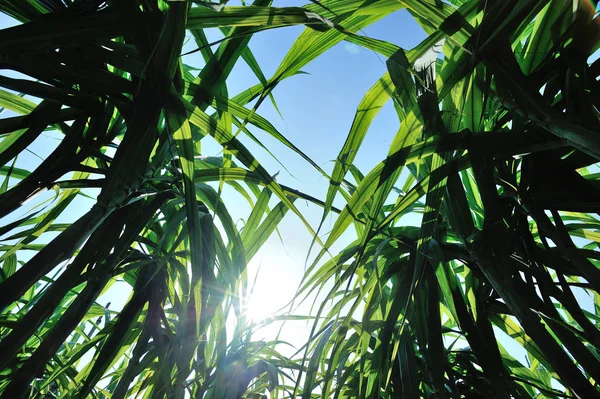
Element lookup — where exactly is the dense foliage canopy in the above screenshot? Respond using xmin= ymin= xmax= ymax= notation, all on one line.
xmin=2 ymin=0 xmax=600 ymax=398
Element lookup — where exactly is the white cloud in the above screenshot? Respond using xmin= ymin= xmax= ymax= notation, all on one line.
xmin=343 ymin=43 xmax=360 ymax=55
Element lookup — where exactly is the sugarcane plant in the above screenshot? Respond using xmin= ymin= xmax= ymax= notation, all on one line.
xmin=0 ymin=0 xmax=345 ymax=397
xmin=2 ymin=0 xmax=600 ymax=398
xmin=295 ymin=0 xmax=600 ymax=398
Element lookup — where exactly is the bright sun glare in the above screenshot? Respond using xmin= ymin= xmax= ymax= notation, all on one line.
xmin=244 ymin=293 xmax=276 ymax=322
xmin=242 ymin=254 xmax=300 ymax=324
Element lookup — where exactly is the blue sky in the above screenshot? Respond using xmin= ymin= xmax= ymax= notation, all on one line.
xmin=174 ymin=4 xmax=429 ymax=328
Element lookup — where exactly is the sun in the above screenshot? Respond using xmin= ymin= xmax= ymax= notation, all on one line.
xmin=241 ymin=254 xmax=299 ymax=323
xmin=244 ymin=292 xmax=277 ymax=323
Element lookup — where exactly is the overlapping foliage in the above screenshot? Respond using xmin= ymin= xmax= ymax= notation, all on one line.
xmin=1 ymin=0 xmax=600 ymax=398
xmin=297 ymin=1 xmax=600 ymax=398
